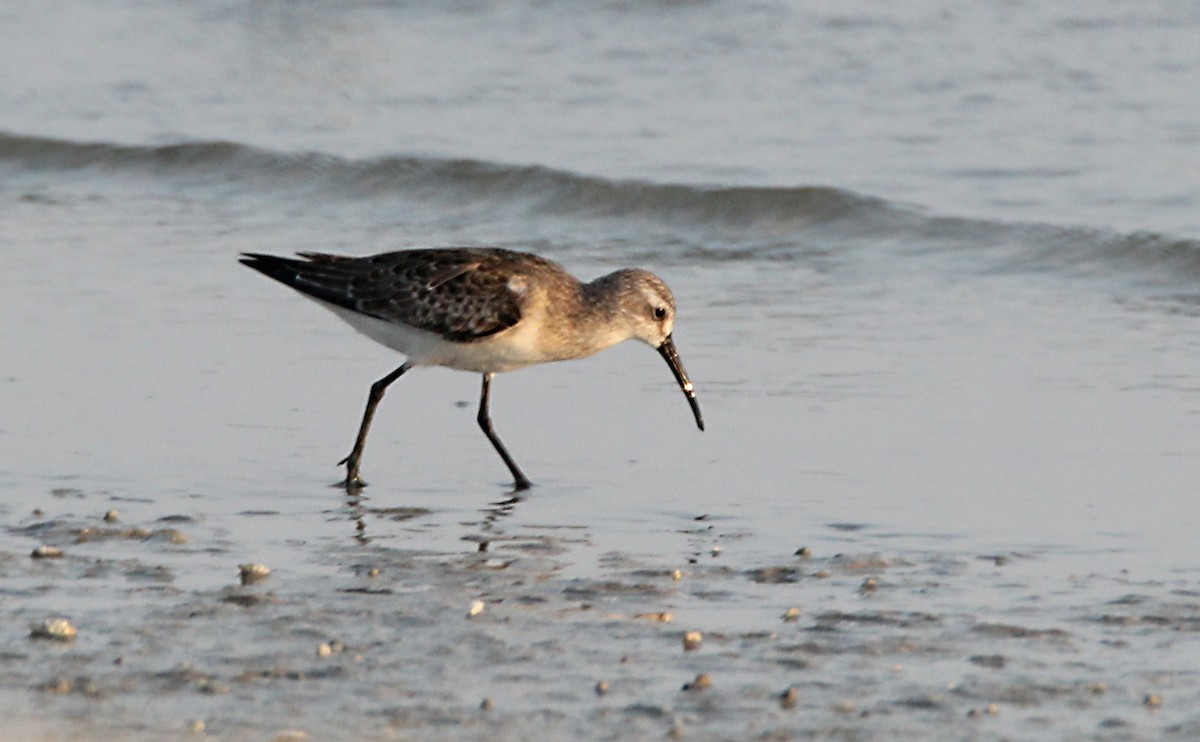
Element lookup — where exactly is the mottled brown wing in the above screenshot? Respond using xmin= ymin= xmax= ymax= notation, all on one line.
xmin=240 ymin=248 xmax=527 ymax=341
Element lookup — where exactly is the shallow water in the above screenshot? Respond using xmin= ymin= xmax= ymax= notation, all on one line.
xmin=4 ymin=1 xmax=1200 ymax=740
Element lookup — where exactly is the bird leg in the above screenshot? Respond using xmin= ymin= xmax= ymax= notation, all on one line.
xmin=339 ymin=362 xmax=411 ymax=489
xmin=477 ymin=373 xmax=532 ymax=490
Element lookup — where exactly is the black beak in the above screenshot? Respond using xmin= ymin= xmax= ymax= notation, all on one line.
xmin=656 ymin=334 xmax=704 ymax=431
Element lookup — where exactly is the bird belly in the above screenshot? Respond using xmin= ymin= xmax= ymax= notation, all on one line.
xmin=313 ymin=299 xmax=545 ymax=373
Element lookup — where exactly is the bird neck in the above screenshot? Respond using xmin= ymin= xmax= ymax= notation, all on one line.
xmin=539 ymin=274 xmax=635 ymax=361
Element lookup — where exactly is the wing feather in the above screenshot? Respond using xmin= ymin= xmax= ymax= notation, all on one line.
xmin=241 ymin=248 xmax=530 ymax=341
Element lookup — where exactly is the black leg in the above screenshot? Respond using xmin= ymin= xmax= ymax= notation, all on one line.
xmin=339 ymin=362 xmax=411 ymax=489
xmin=477 ymin=373 xmax=531 ymax=490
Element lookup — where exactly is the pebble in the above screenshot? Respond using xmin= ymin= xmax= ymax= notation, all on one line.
xmin=157 ymin=528 xmax=189 ymax=545
xmin=188 ymin=720 xmax=205 ymax=734
xmin=468 ymin=600 xmax=485 ymax=618
xmin=595 ymin=680 xmax=610 ymax=696
xmin=1144 ymin=693 xmax=1163 ymax=708
xmin=671 ymin=569 xmax=682 ymax=581
xmin=103 ymin=509 xmax=119 ymax=522
xmin=635 ymin=612 xmax=672 ymax=623
xmin=30 ymin=544 xmax=64 ymax=559
xmin=967 ymin=704 xmax=1001 ymax=718
xmin=31 ymin=617 xmax=77 ymax=641
xmin=197 ymin=680 xmax=230 ymax=695
xmin=860 ymin=576 xmax=879 ymax=591
xmin=782 ymin=607 xmax=801 ymax=622
xmin=710 ymin=545 xmax=722 ymax=557
xmin=780 ymin=687 xmax=800 ymax=709
xmin=682 ymin=631 xmax=703 ymax=651
xmin=367 ymin=568 xmax=380 ymax=578
xmin=795 ymin=546 xmax=812 ymax=558
xmin=238 ymin=563 xmax=271 ymax=584
xmin=682 ymin=673 xmax=712 ymax=691
xmin=480 ymin=697 xmax=495 ymax=711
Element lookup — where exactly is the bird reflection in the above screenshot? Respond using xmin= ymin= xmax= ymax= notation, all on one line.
xmin=337 ymin=484 xmax=525 ymax=546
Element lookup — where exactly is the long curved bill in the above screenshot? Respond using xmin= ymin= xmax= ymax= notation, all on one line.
xmin=657 ymin=334 xmax=705 ymax=431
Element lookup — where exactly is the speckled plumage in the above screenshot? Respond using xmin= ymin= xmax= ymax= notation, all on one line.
xmin=240 ymin=246 xmax=704 ymax=489
xmin=242 ymin=248 xmax=540 ymax=342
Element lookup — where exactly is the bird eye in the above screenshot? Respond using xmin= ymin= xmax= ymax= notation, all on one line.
xmin=653 ymin=306 xmax=667 ymax=320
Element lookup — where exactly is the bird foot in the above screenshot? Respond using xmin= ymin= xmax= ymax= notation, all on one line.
xmin=338 ymin=455 xmax=365 ymax=490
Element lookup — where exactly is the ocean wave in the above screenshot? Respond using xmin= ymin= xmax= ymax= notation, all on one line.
xmin=0 ymin=131 xmax=895 ymax=227
xmin=5 ymin=131 xmax=1200 ymax=284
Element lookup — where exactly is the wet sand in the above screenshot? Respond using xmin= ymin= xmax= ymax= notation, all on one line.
xmin=4 ymin=474 xmax=1200 ymax=740
xmin=4 ymin=187 xmax=1200 ymax=739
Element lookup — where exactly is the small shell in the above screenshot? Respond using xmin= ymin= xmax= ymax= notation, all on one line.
xmin=238 ymin=563 xmax=271 ymax=584
xmin=31 ymin=545 xmax=64 ymax=559
xmin=468 ymin=600 xmax=485 ymax=618
xmin=31 ymin=618 xmax=77 ymax=641
xmin=682 ymin=673 xmax=712 ymax=691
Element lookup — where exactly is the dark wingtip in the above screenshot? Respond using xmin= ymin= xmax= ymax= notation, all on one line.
xmin=238 ymin=253 xmax=303 ymax=282
xmin=238 ymin=251 xmax=363 ymax=313
xmin=239 ymin=252 xmax=276 ymax=270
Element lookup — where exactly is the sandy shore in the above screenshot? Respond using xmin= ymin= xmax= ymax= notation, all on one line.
xmin=3 ymin=483 xmax=1198 ymax=742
